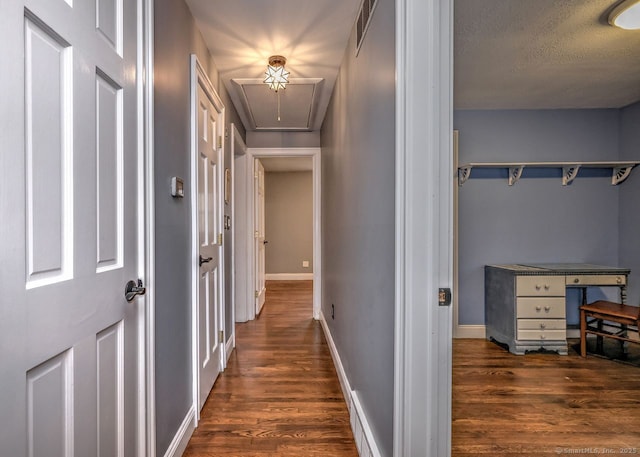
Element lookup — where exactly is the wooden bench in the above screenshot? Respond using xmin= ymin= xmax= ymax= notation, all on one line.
xmin=579 ymin=300 xmax=640 ymax=357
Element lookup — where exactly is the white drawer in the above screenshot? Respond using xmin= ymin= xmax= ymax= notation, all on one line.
xmin=516 ymin=276 xmax=565 ymax=297
xmin=517 ymin=329 xmax=566 ymax=341
xmin=566 ymin=275 xmax=626 ymax=286
xmin=517 ymin=319 xmax=566 ymax=331
xmin=516 ymin=297 xmax=566 ymax=318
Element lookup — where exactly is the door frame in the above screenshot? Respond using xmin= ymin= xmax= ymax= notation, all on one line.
xmin=393 ymin=0 xmax=453 ymax=455
xmin=140 ymin=0 xmax=156 ymax=455
xmin=227 ymin=124 xmax=245 ymax=355
xmin=189 ymin=54 xmax=226 ymax=424
xmin=238 ymin=147 xmax=321 ymax=320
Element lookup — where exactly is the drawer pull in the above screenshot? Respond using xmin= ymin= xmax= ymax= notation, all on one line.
xmin=535 ymin=284 xmax=541 ymax=290
xmin=536 ymin=306 xmax=542 ymax=311
xmin=544 ymin=306 xmax=551 ymax=312
xmin=540 ymin=323 xmax=546 ymax=329
xmin=541 ymin=335 xmax=546 ymax=340
xmin=574 ymin=278 xmax=580 ymax=284
xmin=617 ymin=277 xmax=622 ymax=284
xmin=544 ymin=284 xmax=550 ymax=290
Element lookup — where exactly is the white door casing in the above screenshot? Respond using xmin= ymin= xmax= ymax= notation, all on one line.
xmin=254 ymin=159 xmax=266 ymax=315
xmin=191 ymin=55 xmax=225 ymax=415
xmin=0 ymin=0 xmax=142 ymax=456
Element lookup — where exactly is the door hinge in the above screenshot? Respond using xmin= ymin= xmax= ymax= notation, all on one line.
xmin=218 ymin=233 xmax=223 ymax=245
xmin=438 ymin=288 xmax=452 ymax=307
xmin=255 ymin=290 xmax=259 ymax=298
xmin=219 ymin=330 xmax=224 ymax=343
xmin=254 ymin=230 xmax=259 ymax=238
xmin=217 ymin=135 xmax=222 ymax=149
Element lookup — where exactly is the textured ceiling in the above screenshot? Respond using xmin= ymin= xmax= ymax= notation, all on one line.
xmin=455 ymin=0 xmax=640 ymax=109
xmin=184 ymin=0 xmax=361 ymax=131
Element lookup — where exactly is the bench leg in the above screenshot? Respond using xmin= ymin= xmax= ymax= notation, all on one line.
xmin=580 ymin=309 xmax=587 ymax=357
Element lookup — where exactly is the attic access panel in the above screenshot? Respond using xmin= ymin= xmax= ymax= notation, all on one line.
xmin=231 ymin=78 xmax=323 ymax=131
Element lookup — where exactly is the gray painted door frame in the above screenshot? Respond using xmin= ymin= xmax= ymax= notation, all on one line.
xmin=394 ymin=0 xmax=454 ymax=455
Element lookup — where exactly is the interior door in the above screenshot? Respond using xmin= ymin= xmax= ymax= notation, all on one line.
xmin=0 ymin=0 xmax=140 ymax=456
xmin=196 ymin=83 xmax=223 ymax=410
xmin=255 ymin=159 xmax=266 ymax=314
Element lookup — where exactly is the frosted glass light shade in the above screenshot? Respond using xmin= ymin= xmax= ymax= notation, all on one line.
xmin=609 ymin=0 xmax=640 ymax=30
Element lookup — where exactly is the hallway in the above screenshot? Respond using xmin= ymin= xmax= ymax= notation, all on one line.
xmin=183 ymin=281 xmax=358 ymax=456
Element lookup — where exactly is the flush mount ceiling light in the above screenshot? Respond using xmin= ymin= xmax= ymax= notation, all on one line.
xmin=609 ymin=0 xmax=640 ymax=30
xmin=264 ymin=55 xmax=290 ymax=92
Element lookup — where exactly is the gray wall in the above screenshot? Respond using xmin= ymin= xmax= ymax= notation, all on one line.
xmin=320 ymin=0 xmax=395 ymax=454
xmin=619 ymin=101 xmax=640 ymax=305
xmin=154 ymin=0 xmax=243 ymax=454
xmin=264 ymin=171 xmax=313 ymax=274
xmin=455 ymin=109 xmax=622 ymax=326
xmin=247 ymin=131 xmax=320 ymax=148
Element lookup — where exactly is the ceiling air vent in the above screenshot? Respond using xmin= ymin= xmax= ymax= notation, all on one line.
xmin=355 ymin=0 xmax=377 ymax=55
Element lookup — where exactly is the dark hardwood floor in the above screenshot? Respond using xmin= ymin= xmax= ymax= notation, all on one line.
xmin=183 ymin=280 xmax=358 ymax=457
xmin=452 ymin=338 xmax=640 ymax=456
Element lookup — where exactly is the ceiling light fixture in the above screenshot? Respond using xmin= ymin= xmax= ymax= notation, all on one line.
xmin=264 ymin=55 xmax=290 ymax=92
xmin=609 ymin=0 xmax=640 ymax=30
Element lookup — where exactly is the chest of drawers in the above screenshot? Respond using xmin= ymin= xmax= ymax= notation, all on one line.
xmin=485 ymin=266 xmax=568 ymax=355
xmin=485 ymin=264 xmax=629 ymax=355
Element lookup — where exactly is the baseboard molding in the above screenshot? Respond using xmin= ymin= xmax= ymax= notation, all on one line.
xmin=454 ymin=324 xmax=486 ymax=339
xmin=265 ymin=273 xmax=313 ymax=280
xmin=320 ymin=312 xmax=382 ymax=457
xmin=225 ymin=333 xmax=235 ymax=364
xmin=350 ymin=391 xmax=383 ymax=457
xmin=319 ymin=311 xmax=351 ymax=411
xmin=162 ymin=404 xmax=195 ymax=457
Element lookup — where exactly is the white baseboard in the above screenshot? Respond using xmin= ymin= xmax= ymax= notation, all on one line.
xmin=350 ymin=391 xmax=383 ymax=457
xmin=454 ymin=324 xmax=486 ymax=339
xmin=225 ymin=333 xmax=235 ymax=364
xmin=265 ymin=273 xmax=313 ymax=280
xmin=162 ymin=405 xmax=195 ymax=457
xmin=319 ymin=311 xmax=351 ymax=411
xmin=320 ymin=312 xmax=382 ymax=457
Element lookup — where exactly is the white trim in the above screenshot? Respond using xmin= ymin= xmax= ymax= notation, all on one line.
xmin=394 ymin=0 xmax=453 ymax=455
xmin=161 ymin=405 xmax=196 ymax=457
xmin=228 ymin=124 xmax=244 ymax=352
xmin=319 ymin=311 xmax=351 ymax=410
xmin=350 ymin=391 xmax=383 ymax=457
xmin=246 ymin=148 xmax=322 ymax=320
xmin=140 ymin=0 xmax=155 ymax=455
xmin=320 ymin=312 xmax=383 ymax=457
xmin=265 ymin=273 xmax=314 ymax=281
xmin=455 ymin=325 xmax=486 ymax=339
xmin=225 ymin=333 xmax=235 ymax=364
xmin=190 ymin=55 xmax=226 ymax=424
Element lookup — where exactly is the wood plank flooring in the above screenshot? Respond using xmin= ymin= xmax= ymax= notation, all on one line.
xmin=452 ymin=339 xmax=640 ymax=456
xmin=183 ymin=280 xmax=358 ymax=457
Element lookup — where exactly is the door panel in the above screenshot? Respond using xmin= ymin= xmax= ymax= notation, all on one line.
xmin=255 ymin=159 xmax=266 ymax=314
xmin=0 ymin=1 xmax=139 ymax=456
xmin=196 ymin=83 xmax=223 ymax=410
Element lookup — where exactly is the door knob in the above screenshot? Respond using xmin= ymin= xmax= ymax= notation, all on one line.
xmin=125 ymin=279 xmax=146 ymax=302
xmin=263 ymin=240 xmax=268 ymax=245
xmin=199 ymin=255 xmax=213 ymax=266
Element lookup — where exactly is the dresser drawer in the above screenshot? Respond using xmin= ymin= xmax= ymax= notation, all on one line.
xmin=516 ymin=276 xmax=565 ymax=296
xmin=517 ymin=319 xmax=566 ymax=331
xmin=566 ymin=275 xmax=626 ymax=286
xmin=517 ymin=329 xmax=566 ymax=341
xmin=516 ymin=297 xmax=566 ymax=318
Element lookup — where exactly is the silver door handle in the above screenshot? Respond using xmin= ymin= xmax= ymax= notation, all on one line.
xmin=199 ymin=255 xmax=213 ymax=266
xmin=125 ymin=279 xmax=146 ymax=302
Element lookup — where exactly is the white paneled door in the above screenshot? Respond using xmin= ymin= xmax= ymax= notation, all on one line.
xmin=0 ymin=0 xmax=141 ymax=456
xmin=195 ymin=76 xmax=224 ymax=411
xmin=254 ymin=159 xmax=266 ymax=315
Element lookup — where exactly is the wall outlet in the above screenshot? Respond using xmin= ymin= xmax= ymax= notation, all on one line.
xmin=302 ymin=260 xmax=310 ymax=268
